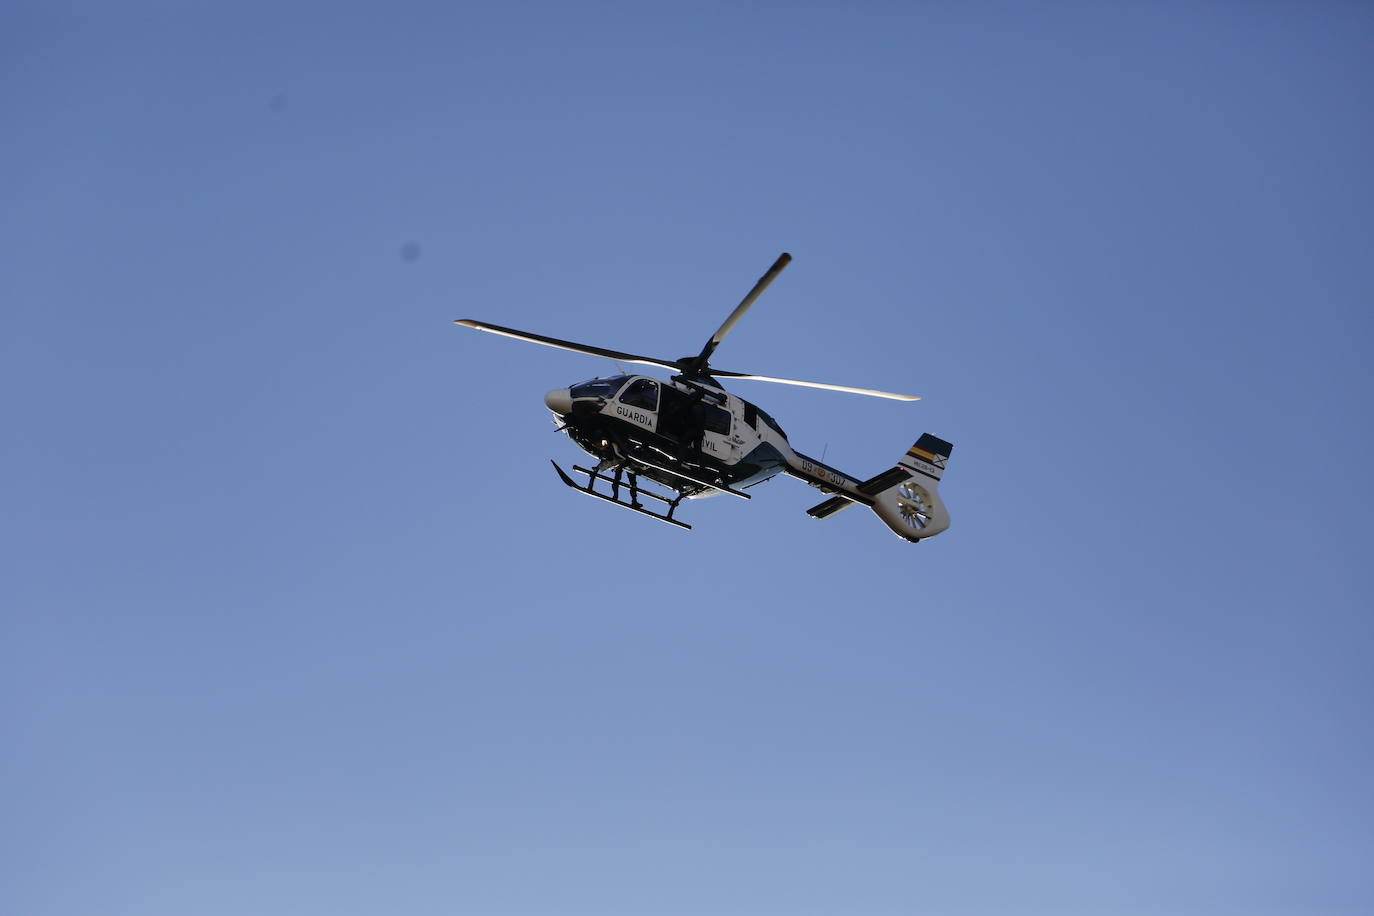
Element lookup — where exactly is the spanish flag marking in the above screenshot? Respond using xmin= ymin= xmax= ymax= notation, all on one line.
xmin=907 ymin=446 xmax=937 ymax=462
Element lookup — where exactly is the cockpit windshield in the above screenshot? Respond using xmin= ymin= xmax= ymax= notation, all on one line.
xmin=570 ymin=376 xmax=629 ymax=399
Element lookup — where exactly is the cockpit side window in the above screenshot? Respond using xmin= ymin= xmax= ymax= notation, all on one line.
xmin=703 ymin=404 xmax=731 ymax=435
xmin=742 ymin=401 xmax=758 ymax=429
xmin=619 ymin=378 xmax=659 ymax=411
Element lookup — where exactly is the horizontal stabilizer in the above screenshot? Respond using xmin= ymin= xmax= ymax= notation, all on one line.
xmin=858 ymin=466 xmax=911 ymax=496
xmin=806 ymin=494 xmax=857 ymax=519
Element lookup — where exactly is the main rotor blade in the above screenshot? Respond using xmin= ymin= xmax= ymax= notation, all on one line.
xmin=709 ymin=368 xmax=921 ymax=401
xmin=686 ymin=252 xmax=792 ymax=374
xmin=454 ymin=319 xmax=681 ymax=371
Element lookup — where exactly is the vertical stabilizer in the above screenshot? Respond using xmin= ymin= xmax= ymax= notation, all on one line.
xmin=871 ymin=434 xmax=953 ymax=541
xmin=900 ymin=433 xmax=952 ymax=482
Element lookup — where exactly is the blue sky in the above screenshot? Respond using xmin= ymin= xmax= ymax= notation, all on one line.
xmin=5 ymin=3 xmax=1372 ymax=915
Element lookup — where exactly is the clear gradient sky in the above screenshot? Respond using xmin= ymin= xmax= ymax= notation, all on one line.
xmin=5 ymin=3 xmax=1372 ymax=915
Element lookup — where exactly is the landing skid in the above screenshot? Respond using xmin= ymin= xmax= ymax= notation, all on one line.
xmin=586 ymin=431 xmax=752 ymax=501
xmin=618 ymin=445 xmax=752 ymax=500
xmin=551 ymin=461 xmax=691 ymax=530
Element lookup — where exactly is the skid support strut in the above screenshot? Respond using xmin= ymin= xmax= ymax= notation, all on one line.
xmin=551 ymin=461 xmax=691 ymax=530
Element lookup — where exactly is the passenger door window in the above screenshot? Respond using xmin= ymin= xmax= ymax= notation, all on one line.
xmin=702 ymin=404 xmax=731 ymax=435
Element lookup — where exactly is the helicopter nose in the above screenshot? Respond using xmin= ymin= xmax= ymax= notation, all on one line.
xmin=544 ymin=388 xmax=573 ymax=415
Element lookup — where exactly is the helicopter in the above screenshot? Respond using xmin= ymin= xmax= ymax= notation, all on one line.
xmin=455 ymin=253 xmax=953 ymax=542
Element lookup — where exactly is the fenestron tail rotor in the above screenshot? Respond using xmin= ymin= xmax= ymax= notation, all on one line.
xmin=454 ymin=253 xmax=922 ymax=403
